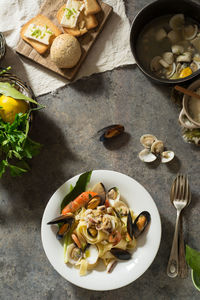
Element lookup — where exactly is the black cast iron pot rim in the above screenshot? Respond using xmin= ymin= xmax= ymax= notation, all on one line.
xmin=129 ymin=0 xmax=200 ymax=85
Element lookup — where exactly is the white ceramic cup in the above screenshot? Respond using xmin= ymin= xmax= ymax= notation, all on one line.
xmin=179 ymin=79 xmax=200 ymax=129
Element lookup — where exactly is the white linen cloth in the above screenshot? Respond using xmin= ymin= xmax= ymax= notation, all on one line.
xmin=0 ymin=0 xmax=135 ymax=96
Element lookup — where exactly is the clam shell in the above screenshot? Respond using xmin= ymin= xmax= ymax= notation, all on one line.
xmin=151 ymin=140 xmax=164 ymax=154
xmin=161 ymin=151 xmax=175 ymax=163
xmin=140 ymin=134 xmax=157 ymax=148
xmin=183 ymin=24 xmax=198 ymax=40
xmin=163 ymin=52 xmax=174 ymax=65
xmin=139 ymin=149 xmax=157 ymax=163
xmin=155 ymin=28 xmax=167 ymax=41
xmin=171 ymin=44 xmax=184 ymax=55
xmin=176 ymin=52 xmax=192 ymax=63
xmin=168 ymin=30 xmax=182 ymax=44
xmin=150 ymin=56 xmax=162 ymax=72
xmin=159 ymin=58 xmax=170 ymax=69
xmin=166 ymin=63 xmax=176 ymax=79
xmin=169 ymin=14 xmax=185 ymax=30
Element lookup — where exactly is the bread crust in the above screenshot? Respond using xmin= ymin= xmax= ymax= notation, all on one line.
xmin=84 ymin=0 xmax=101 ymax=16
xmin=20 ymin=14 xmax=62 ymax=54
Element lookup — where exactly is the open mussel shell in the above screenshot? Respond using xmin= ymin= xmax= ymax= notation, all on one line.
xmin=110 ymin=248 xmax=131 ymax=260
xmin=47 ymin=212 xmax=74 ymax=225
xmin=56 ymin=223 xmax=71 ymax=240
xmin=127 ymin=211 xmax=133 ymax=239
xmin=87 ymin=195 xmax=101 ymax=209
xmin=132 ymin=211 xmax=151 ymax=239
xmin=98 ymin=124 xmax=124 ymax=142
xmin=91 ymin=182 xmax=106 ymax=205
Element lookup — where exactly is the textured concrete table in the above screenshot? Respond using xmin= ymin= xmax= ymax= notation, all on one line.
xmin=0 ymin=0 xmax=200 ymax=299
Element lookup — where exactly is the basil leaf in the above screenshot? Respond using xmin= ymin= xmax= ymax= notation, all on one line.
xmin=186 ymin=245 xmax=200 ymax=276
xmin=61 ymin=171 xmax=92 ymax=211
xmin=0 ymin=82 xmax=38 ymax=105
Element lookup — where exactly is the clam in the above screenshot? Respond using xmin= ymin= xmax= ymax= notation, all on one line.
xmin=84 ymin=244 xmax=99 ymax=266
xmin=87 ymin=195 xmax=101 ymax=209
xmin=169 ymin=14 xmax=185 ymax=30
xmin=98 ymin=124 xmax=124 ymax=142
xmin=176 ymin=52 xmax=192 ymax=63
xmin=193 ymin=53 xmax=200 ymax=62
xmin=107 ymin=187 xmax=120 ymax=206
xmin=138 ymin=149 xmax=157 ymax=163
xmin=155 ymin=28 xmax=167 ymax=41
xmin=113 ymin=200 xmax=129 ymax=216
xmin=150 ymin=56 xmax=162 ymax=72
xmin=159 ymin=58 xmax=170 ymax=69
xmin=171 ymin=44 xmax=184 ymax=55
xmin=190 ymin=61 xmax=200 ymax=72
xmin=161 ymin=151 xmax=175 ymax=163
xmin=191 ymin=36 xmax=200 ymax=52
xmin=151 ymin=140 xmax=164 ymax=154
xmin=140 ymin=134 xmax=157 ymax=149
xmin=183 ymin=24 xmax=198 ymax=40
xmin=166 ymin=63 xmax=176 ymax=79
xmin=168 ymin=30 xmax=182 ymax=44
xmin=106 ymin=259 xmax=117 ymax=273
xmin=132 ymin=211 xmax=151 ymax=239
xmin=110 ymin=248 xmax=131 ymax=260
xmin=65 ymin=243 xmax=83 ymax=264
xmin=47 ymin=212 xmax=74 ymax=225
xmin=162 ymin=52 xmax=174 ymax=65
xmin=91 ymin=182 xmax=106 ymax=205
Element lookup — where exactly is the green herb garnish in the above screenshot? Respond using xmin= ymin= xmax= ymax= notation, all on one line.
xmin=65 ymin=8 xmax=73 ymax=19
xmin=31 ymin=29 xmax=42 ymax=38
xmin=0 ymin=113 xmax=42 ymax=177
xmin=61 ymin=171 xmax=92 ymax=211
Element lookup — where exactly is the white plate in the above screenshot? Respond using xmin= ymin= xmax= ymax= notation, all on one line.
xmin=41 ymin=170 xmax=161 ymax=291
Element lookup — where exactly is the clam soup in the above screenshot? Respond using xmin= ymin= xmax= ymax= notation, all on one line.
xmin=136 ymin=14 xmax=200 ymax=80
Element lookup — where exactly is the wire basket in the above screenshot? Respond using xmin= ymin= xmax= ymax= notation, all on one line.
xmin=0 ymin=32 xmax=6 ymax=61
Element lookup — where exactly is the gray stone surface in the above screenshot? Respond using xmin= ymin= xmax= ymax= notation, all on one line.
xmin=0 ymin=0 xmax=200 ymax=299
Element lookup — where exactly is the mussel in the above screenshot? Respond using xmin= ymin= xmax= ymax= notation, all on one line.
xmin=91 ymin=182 xmax=106 ymax=205
xmin=110 ymin=248 xmax=131 ymax=260
xmin=127 ymin=211 xmax=133 ymax=240
xmin=47 ymin=212 xmax=74 ymax=240
xmin=47 ymin=212 xmax=74 ymax=225
xmin=132 ymin=211 xmax=151 ymax=239
xmin=98 ymin=124 xmax=124 ymax=142
xmin=87 ymin=195 xmax=101 ymax=209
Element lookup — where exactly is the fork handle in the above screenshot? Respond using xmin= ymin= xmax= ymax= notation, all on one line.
xmin=167 ymin=209 xmax=181 ymax=277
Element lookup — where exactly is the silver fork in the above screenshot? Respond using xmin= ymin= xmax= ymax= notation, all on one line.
xmin=167 ymin=174 xmax=190 ymax=278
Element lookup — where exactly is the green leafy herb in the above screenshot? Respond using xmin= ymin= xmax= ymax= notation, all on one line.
xmin=0 ymin=112 xmax=42 ymax=177
xmin=186 ymin=245 xmax=200 ymax=276
xmin=61 ymin=171 xmax=92 ymax=211
xmin=0 ymin=82 xmax=39 ymax=105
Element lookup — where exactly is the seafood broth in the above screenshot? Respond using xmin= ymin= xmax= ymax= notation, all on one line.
xmin=188 ymin=88 xmax=200 ymax=123
xmin=136 ymin=14 xmax=200 ymax=80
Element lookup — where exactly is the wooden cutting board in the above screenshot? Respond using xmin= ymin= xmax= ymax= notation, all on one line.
xmin=16 ymin=0 xmax=113 ymax=81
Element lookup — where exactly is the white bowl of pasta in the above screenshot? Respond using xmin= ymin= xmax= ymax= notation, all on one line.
xmin=41 ymin=170 xmax=161 ymax=291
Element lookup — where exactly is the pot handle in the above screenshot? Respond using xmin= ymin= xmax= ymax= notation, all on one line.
xmin=179 ymin=109 xmax=199 ymax=129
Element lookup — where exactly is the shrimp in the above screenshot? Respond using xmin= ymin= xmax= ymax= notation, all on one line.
xmin=62 ymin=191 xmax=98 ymax=215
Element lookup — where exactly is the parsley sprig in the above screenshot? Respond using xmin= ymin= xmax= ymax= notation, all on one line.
xmin=0 ymin=112 xmax=42 ymax=177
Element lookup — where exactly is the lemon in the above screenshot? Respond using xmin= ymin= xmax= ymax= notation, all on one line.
xmin=179 ymin=67 xmax=193 ymax=79
xmin=0 ymin=95 xmax=29 ymax=123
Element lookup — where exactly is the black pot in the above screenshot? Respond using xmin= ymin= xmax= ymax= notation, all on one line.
xmin=130 ymin=0 xmax=200 ymax=85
